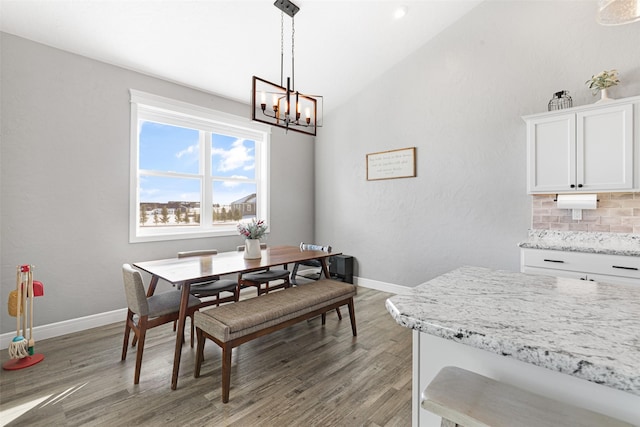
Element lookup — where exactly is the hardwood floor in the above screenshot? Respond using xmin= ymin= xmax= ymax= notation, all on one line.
xmin=0 ymin=286 xmax=412 ymax=426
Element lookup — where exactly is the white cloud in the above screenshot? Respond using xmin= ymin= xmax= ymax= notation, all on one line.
xmin=176 ymin=144 xmax=198 ymax=159
xmin=179 ymin=192 xmax=200 ymax=200
xmin=141 ymin=188 xmax=160 ymax=196
xmin=212 ymin=138 xmax=254 ymax=172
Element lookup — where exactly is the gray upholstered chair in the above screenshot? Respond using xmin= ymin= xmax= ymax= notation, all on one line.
xmin=121 ymin=263 xmax=200 ymax=384
xmin=237 ymin=243 xmax=291 ymax=295
xmin=291 ymin=243 xmax=332 ymax=285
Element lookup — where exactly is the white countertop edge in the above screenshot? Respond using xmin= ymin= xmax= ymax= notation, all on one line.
xmin=518 ymin=230 xmax=640 ymax=257
xmin=384 ymin=267 xmax=640 ymax=397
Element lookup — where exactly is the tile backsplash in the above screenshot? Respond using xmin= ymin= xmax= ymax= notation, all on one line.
xmin=532 ymin=192 xmax=640 ymax=234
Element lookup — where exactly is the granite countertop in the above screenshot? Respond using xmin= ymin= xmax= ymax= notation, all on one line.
xmin=385 ymin=266 xmax=640 ymax=396
xmin=518 ymin=229 xmax=640 ymax=257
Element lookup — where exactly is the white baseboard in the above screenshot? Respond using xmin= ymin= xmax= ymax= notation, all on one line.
xmin=354 ymin=276 xmax=412 ymax=295
xmin=0 ymin=275 xmax=411 ymax=350
xmin=1 ymin=308 xmax=127 ymax=350
xmin=296 ymin=267 xmax=411 ymax=295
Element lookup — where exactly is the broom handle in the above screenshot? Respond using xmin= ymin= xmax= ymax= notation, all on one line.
xmin=22 ymin=271 xmax=28 ymax=339
xmin=28 ymin=269 xmax=34 ymax=342
xmin=15 ymin=268 xmax=22 ymax=336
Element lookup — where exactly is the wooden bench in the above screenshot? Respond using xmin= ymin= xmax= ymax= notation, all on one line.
xmin=422 ymin=366 xmax=632 ymax=427
xmin=193 ymin=279 xmax=357 ymax=403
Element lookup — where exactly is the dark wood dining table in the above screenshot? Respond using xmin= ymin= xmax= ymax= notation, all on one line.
xmin=133 ymin=245 xmax=337 ymax=390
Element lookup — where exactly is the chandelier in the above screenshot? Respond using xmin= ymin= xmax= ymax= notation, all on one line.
xmin=597 ymin=0 xmax=640 ymax=25
xmin=251 ymin=0 xmax=321 ymax=136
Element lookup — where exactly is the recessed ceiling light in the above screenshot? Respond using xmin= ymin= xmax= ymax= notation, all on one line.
xmin=394 ymin=6 xmax=408 ymax=19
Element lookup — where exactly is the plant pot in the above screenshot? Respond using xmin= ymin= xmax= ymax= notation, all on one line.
xmin=244 ymin=239 xmax=262 ymax=259
xmin=595 ymin=88 xmax=614 ymax=104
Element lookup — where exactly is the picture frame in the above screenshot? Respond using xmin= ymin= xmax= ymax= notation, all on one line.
xmin=366 ymin=147 xmax=416 ymax=181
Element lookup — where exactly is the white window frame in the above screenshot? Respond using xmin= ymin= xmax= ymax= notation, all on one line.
xmin=129 ymin=90 xmax=271 ymax=243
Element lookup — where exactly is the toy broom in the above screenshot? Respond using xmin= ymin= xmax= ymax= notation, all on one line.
xmin=3 ymin=265 xmax=45 ymax=370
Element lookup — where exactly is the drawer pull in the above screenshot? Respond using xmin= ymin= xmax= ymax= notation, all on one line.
xmin=543 ymin=259 xmax=565 ymax=263
xmin=612 ymin=265 xmax=639 ymax=271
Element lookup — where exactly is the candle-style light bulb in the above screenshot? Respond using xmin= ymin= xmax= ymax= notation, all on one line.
xmin=305 ymin=107 xmax=311 ymax=125
xmin=260 ymin=91 xmax=266 ymax=111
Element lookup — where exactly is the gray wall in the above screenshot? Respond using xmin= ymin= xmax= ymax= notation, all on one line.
xmin=315 ymin=1 xmax=640 ymax=287
xmin=0 ymin=33 xmax=315 ymax=332
xmin=2 ymin=1 xmax=640 ymax=332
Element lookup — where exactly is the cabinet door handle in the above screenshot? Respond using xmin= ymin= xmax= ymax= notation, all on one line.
xmin=612 ymin=265 xmax=639 ymax=271
xmin=543 ymin=259 xmax=565 ymax=263
xmin=570 ymin=184 xmax=576 ymax=188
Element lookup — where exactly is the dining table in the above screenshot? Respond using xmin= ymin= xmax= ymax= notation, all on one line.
xmin=133 ymin=245 xmax=337 ymax=390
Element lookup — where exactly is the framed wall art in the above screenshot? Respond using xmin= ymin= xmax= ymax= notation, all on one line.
xmin=366 ymin=147 xmax=416 ymax=181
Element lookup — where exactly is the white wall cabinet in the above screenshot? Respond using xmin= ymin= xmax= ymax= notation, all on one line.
xmin=524 ymin=96 xmax=639 ymax=194
xmin=521 ymin=248 xmax=640 ymax=286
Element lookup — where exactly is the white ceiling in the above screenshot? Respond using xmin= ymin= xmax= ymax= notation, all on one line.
xmin=0 ymin=0 xmax=481 ymax=112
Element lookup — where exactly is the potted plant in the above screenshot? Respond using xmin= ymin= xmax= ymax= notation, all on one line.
xmin=585 ymin=69 xmax=619 ymax=103
xmin=237 ymin=218 xmax=267 ymax=259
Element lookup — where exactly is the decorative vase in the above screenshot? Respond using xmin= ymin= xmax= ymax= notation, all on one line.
xmin=596 ymin=88 xmax=614 ymax=104
xmin=244 ymin=239 xmax=262 ymax=259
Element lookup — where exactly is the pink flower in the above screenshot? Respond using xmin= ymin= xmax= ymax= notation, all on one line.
xmin=237 ymin=218 xmax=267 ymax=240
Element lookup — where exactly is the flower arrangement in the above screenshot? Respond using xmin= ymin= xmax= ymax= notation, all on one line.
xmin=237 ymin=218 xmax=267 ymax=240
xmin=585 ymin=69 xmax=620 ymax=95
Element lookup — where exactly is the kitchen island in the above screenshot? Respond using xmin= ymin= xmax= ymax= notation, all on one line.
xmin=386 ymin=266 xmax=640 ymax=426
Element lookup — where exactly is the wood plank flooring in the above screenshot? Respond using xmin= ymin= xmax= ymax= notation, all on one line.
xmin=0 ymin=286 xmax=412 ymax=426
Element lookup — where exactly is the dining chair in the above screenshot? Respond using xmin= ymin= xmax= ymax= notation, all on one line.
xmin=176 ymin=249 xmax=239 ymax=345
xmin=237 ymin=243 xmax=291 ymax=296
xmin=291 ymin=243 xmax=332 ymax=285
xmin=290 ymin=243 xmax=342 ymax=320
xmin=121 ymin=263 xmax=200 ymax=384
xmin=176 ymin=250 xmax=239 ymax=307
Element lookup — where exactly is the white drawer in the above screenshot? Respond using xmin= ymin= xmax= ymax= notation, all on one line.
xmin=521 ymin=249 xmax=640 ymax=280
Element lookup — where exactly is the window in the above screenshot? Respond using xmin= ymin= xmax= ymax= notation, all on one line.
xmin=129 ymin=90 xmax=270 ymax=242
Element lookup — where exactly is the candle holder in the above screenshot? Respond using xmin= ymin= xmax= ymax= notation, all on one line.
xmin=548 ymin=90 xmax=573 ymax=111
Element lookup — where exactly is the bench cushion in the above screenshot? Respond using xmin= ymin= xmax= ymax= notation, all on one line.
xmin=195 ymin=279 xmax=355 ymax=342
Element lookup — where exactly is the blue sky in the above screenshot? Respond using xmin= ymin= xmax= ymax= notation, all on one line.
xmin=139 ymin=121 xmax=256 ymax=205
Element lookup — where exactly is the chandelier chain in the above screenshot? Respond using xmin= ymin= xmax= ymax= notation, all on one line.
xmin=280 ymin=11 xmax=284 ymax=87
xmin=252 ymin=0 xmax=318 ymax=135
xmin=291 ymin=16 xmax=295 ymax=91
